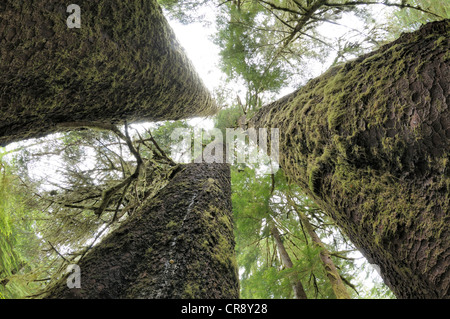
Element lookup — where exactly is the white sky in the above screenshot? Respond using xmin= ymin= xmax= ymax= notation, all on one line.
xmin=165 ymin=7 xmax=392 ymax=295
xmin=2 ymin=4 xmax=394 ymax=297
xmin=166 ymin=10 xmax=372 ymax=131
xmin=169 ymin=21 xmax=222 ymax=93
xmin=166 ymin=6 xmax=390 ymax=99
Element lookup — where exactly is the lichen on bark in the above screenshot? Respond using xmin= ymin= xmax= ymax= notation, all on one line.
xmin=250 ymin=20 xmax=450 ymax=298
xmin=41 ymin=162 xmax=239 ymax=299
xmin=0 ymin=0 xmax=217 ymax=146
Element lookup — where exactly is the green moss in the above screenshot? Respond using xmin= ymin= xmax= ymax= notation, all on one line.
xmin=184 ymin=282 xmax=201 ymax=298
xmin=434 ymin=35 xmax=446 ymax=49
xmin=196 ymin=203 xmax=237 ymax=275
xmin=308 ymin=164 xmax=321 ymax=194
xmin=218 ymin=214 xmax=233 ymax=231
xmin=443 ymin=50 xmax=450 ymax=62
xmin=203 ymin=178 xmax=222 ymax=193
xmin=166 ymin=220 xmax=178 ymax=229
xmin=0 ymin=0 xmax=218 ymax=146
xmin=250 ymin=21 xmax=450 ymax=297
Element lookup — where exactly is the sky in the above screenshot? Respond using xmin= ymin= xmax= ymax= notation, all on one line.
xmin=165 ymin=13 xmax=221 ymax=131
xmin=165 ymin=6 xmax=389 ymax=99
xmin=164 ymin=10 xmax=388 ymax=294
xmin=169 ymin=20 xmax=222 ymax=93
xmin=182 ymin=2 xmax=406 ymax=292
xmin=2 ymin=3 xmax=393 ymax=296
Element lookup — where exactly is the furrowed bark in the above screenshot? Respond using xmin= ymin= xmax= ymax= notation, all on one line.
xmin=0 ymin=0 xmax=217 ymax=146
xmin=42 ymin=162 xmax=239 ymax=299
xmin=250 ymin=20 xmax=450 ymax=298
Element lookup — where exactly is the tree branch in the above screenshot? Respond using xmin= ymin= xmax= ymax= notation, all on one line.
xmin=323 ymin=0 xmax=444 ymax=19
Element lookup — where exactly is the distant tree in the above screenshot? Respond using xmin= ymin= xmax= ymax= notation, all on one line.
xmin=0 ymin=149 xmax=44 ymax=298
xmin=231 ymin=166 xmax=370 ymax=298
xmin=0 ymin=0 xmax=216 ymax=146
xmin=249 ymin=20 xmax=449 ymax=298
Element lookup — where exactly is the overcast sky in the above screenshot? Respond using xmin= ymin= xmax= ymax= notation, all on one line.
xmin=165 ymin=10 xmax=389 ymax=293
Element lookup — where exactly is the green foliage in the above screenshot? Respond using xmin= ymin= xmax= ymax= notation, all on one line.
xmin=160 ymin=0 xmax=448 ymax=107
xmin=231 ymin=165 xmax=394 ymax=298
xmin=0 ymin=123 xmax=182 ymax=297
xmin=214 ymin=105 xmax=243 ymax=133
xmin=151 ymin=120 xmax=190 ymax=155
xmin=158 ymin=0 xmax=211 ymax=25
xmin=388 ymin=0 xmax=450 ymax=35
xmin=1 ymin=0 xmax=438 ymax=299
xmin=0 ymin=148 xmax=44 ymax=298
xmin=232 ymin=167 xmax=328 ymax=298
xmin=215 ymin=2 xmax=292 ymax=102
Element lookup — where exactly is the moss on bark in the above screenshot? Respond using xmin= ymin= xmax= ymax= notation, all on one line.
xmin=250 ymin=20 xmax=450 ymax=298
xmin=41 ymin=163 xmax=239 ymax=299
xmin=0 ymin=0 xmax=217 ymax=146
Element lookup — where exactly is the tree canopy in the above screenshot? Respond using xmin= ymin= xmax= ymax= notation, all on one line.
xmin=1 ymin=0 xmax=449 ymax=299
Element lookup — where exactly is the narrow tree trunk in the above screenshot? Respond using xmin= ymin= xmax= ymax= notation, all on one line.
xmin=42 ymin=163 xmax=239 ymax=298
xmin=287 ymin=196 xmax=350 ymax=299
xmin=270 ymin=223 xmax=308 ymax=299
xmin=250 ymin=20 xmax=450 ymax=298
xmin=0 ymin=0 xmax=217 ymax=146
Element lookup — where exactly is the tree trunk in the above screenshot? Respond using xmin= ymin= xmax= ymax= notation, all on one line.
xmin=270 ymin=223 xmax=308 ymax=299
xmin=287 ymin=196 xmax=350 ymax=299
xmin=250 ymin=20 xmax=450 ymax=298
xmin=42 ymin=162 xmax=239 ymax=299
xmin=0 ymin=0 xmax=217 ymax=146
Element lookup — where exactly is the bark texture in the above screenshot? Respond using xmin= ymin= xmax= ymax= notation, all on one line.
xmin=0 ymin=0 xmax=217 ymax=146
xmin=42 ymin=163 xmax=239 ymax=299
xmin=250 ymin=20 xmax=450 ymax=298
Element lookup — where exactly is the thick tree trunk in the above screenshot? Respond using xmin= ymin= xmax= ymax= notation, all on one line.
xmin=42 ymin=163 xmax=239 ymax=299
xmin=270 ymin=224 xmax=308 ymax=299
xmin=250 ymin=20 xmax=450 ymax=298
xmin=0 ymin=0 xmax=217 ymax=146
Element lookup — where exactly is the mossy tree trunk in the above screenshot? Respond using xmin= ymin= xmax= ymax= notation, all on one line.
xmin=42 ymin=163 xmax=239 ymax=299
xmin=0 ymin=0 xmax=216 ymax=146
xmin=250 ymin=20 xmax=450 ymax=299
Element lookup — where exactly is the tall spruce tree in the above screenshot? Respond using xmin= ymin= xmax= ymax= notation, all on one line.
xmin=41 ymin=160 xmax=239 ymax=298
xmin=0 ymin=0 xmax=217 ymax=146
xmin=1 ymin=0 xmax=448 ymax=299
xmin=249 ymin=20 xmax=450 ymax=298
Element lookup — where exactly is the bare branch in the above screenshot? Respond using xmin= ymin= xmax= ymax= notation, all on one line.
xmin=259 ymin=0 xmax=303 ymax=15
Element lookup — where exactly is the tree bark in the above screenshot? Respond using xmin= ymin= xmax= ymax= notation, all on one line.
xmin=270 ymin=223 xmax=308 ymax=299
xmin=0 ymin=0 xmax=217 ymax=146
xmin=250 ymin=20 xmax=450 ymax=298
xmin=42 ymin=162 xmax=239 ymax=299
